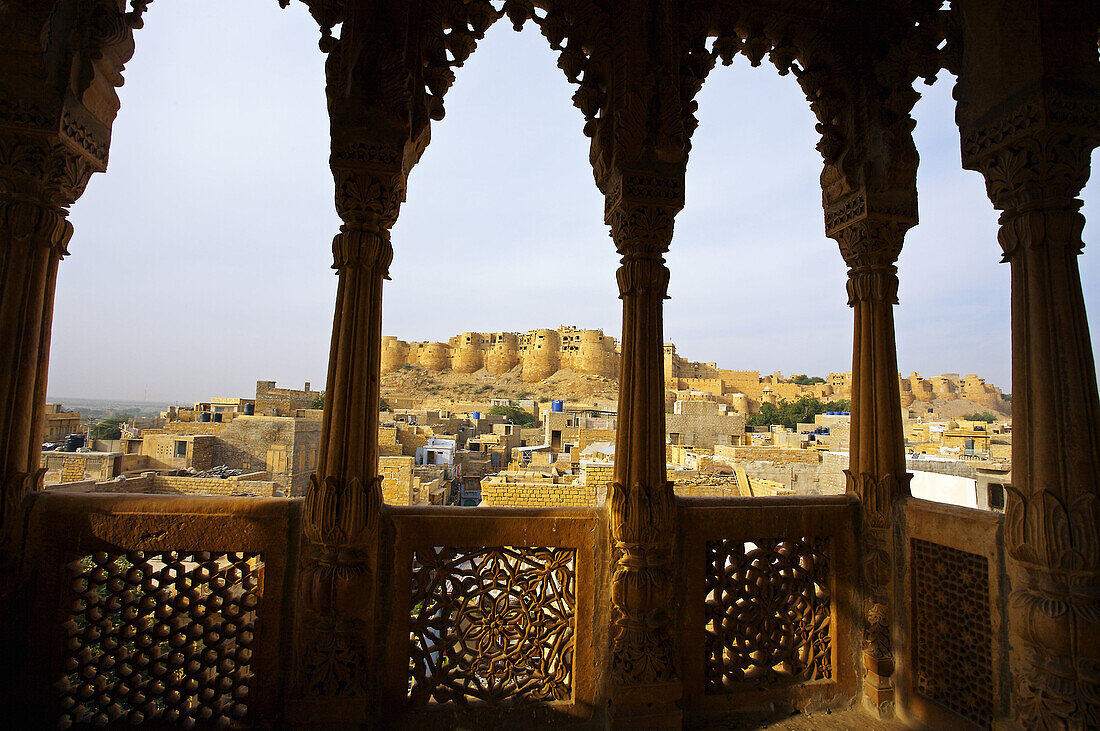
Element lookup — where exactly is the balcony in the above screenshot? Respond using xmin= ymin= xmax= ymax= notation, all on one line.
xmin=8 ymin=489 xmax=1014 ymax=728
xmin=1 ymin=0 xmax=1097 ymax=728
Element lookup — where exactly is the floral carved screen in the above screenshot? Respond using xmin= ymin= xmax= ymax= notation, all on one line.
xmin=911 ymin=538 xmax=993 ymax=727
xmin=57 ymin=551 xmax=262 ymax=727
xmin=704 ymin=537 xmax=832 ymax=693
xmin=408 ymin=545 xmax=576 ymax=706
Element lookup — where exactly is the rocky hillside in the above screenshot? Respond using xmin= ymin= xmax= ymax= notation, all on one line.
xmin=380 ymin=364 xmax=619 ymax=407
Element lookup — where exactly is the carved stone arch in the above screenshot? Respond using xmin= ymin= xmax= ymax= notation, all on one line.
xmin=413 ymin=0 xmax=612 ymax=158
xmin=670 ymin=2 xmax=953 ymax=216
xmin=677 ymin=4 xmax=851 ymax=175
xmin=294 ymin=0 xmax=609 ymax=196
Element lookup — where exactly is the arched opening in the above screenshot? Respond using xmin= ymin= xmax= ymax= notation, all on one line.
xmin=894 ymin=75 xmax=1014 ymax=506
xmin=380 ymin=18 xmax=618 ymax=505
xmin=59 ymin=0 xmax=332 ymax=405
xmin=48 ymin=0 xmax=330 ymax=496
xmin=668 ymin=59 xmax=849 ymax=495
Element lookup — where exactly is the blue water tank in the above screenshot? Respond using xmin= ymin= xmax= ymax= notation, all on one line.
xmin=471 ymin=411 xmax=481 ymax=420
xmin=551 ymin=400 xmax=564 ymax=412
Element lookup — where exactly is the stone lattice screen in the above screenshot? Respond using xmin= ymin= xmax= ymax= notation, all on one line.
xmin=911 ymin=538 xmax=994 ymax=727
xmin=57 ymin=551 xmax=262 ymax=727
xmin=408 ymin=545 xmax=576 ymax=705
xmin=704 ymin=537 xmax=832 ymax=693
xmin=678 ymin=496 xmax=858 ymax=726
xmin=385 ymin=507 xmax=599 ymax=723
xmin=24 ymin=493 xmax=298 ymax=727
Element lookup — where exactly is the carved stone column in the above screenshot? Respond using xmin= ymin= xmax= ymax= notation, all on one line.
xmin=827 ymin=199 xmax=913 ymax=719
xmin=0 ymin=125 xmax=101 ymax=724
xmin=606 ymin=170 xmax=682 ymax=728
xmin=966 ymin=123 xmax=1100 ymax=728
xmin=0 ymin=162 xmax=77 ymax=589
xmin=295 ymin=143 xmax=403 ymax=715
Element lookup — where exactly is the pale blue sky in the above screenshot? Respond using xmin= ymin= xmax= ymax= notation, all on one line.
xmin=51 ymin=0 xmax=1099 ymax=403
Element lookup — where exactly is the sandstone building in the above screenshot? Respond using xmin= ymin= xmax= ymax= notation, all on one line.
xmin=40 ymin=403 xmax=80 ymax=444
xmin=1 ymin=2 xmax=1096 ymax=730
xmin=665 ymin=341 xmax=1010 ymax=414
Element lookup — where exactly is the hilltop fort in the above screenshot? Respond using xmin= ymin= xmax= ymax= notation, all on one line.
xmin=382 ymin=325 xmax=1011 ymax=415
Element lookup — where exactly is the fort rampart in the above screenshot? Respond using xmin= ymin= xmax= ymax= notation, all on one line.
xmin=381 ymin=326 xmax=620 ymax=382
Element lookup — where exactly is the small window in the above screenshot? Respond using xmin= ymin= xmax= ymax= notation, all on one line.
xmin=174 ymin=441 xmax=187 ymax=458
xmin=988 ymin=483 xmax=1005 ymax=511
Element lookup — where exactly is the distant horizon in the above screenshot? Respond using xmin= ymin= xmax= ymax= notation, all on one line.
xmin=46 ymin=355 xmax=1014 ymax=407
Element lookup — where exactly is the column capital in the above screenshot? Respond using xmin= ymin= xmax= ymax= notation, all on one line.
xmin=829 ymin=210 xmax=913 ymax=272
xmin=0 ymin=130 xmax=100 ymax=211
xmin=970 ymin=126 xmax=1098 ymax=214
xmin=604 ymin=167 xmax=683 ymax=259
xmin=330 ymin=142 xmax=407 ymax=230
xmin=0 ymin=198 xmax=73 ymax=258
xmin=997 ymin=204 xmax=1085 ymax=262
xmin=846 ymin=266 xmax=900 ymax=307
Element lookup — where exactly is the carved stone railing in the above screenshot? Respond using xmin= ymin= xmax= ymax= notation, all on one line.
xmin=376 ymin=505 xmax=607 ymax=727
xmin=900 ymin=497 xmax=1008 ymax=729
xmin=677 ymin=494 xmax=860 ymax=727
xmin=18 ymin=492 xmax=301 ymax=728
xmin=20 ymin=491 xmax=994 ymax=729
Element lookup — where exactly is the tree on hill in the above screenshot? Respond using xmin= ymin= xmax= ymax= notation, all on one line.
xmin=790 ymin=374 xmax=826 ymax=386
xmin=488 ymin=403 xmax=539 ymax=427
xmin=747 ymin=397 xmax=850 ymax=430
xmin=961 ymin=411 xmax=996 ymax=423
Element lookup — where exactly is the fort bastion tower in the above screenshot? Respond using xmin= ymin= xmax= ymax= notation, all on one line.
xmin=519 ymin=328 xmax=561 ymax=383
xmin=449 ymin=332 xmax=487 ymax=374
xmin=558 ymin=326 xmax=619 ymax=378
xmin=380 ymin=336 xmax=410 ymax=374
xmin=486 ymin=332 xmax=519 ymax=374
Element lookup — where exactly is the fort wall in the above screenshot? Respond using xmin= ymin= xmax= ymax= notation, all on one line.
xmin=381 ymin=331 xmax=1009 ymax=413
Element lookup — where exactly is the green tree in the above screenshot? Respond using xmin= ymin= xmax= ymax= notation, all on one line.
xmin=488 ymin=404 xmax=539 ymax=427
xmin=791 ymin=374 xmax=826 ymax=386
xmin=311 ymin=391 xmax=325 ymax=409
xmin=90 ymin=415 xmax=131 ymax=440
xmin=379 ymin=397 xmax=390 ymax=411
xmin=747 ymin=397 xmax=849 ymax=430
xmin=961 ymin=411 xmax=996 ymax=423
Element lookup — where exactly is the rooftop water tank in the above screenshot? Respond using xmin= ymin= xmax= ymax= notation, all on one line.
xmin=471 ymin=411 xmax=481 ymax=420
xmin=551 ymin=400 xmax=565 ymax=412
